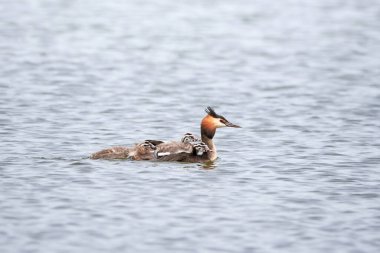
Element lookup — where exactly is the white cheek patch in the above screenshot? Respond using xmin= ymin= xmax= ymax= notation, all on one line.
xmin=212 ymin=118 xmax=226 ymax=128
xmin=216 ymin=121 xmax=227 ymax=128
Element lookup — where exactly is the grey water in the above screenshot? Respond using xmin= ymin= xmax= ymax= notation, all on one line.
xmin=1 ymin=0 xmax=380 ymax=252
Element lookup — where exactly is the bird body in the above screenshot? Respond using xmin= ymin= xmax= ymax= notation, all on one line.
xmin=90 ymin=107 xmax=240 ymax=162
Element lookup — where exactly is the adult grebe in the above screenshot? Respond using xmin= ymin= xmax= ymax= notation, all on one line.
xmin=90 ymin=107 xmax=241 ymax=162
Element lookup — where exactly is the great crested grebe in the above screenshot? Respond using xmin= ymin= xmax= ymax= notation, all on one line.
xmin=90 ymin=107 xmax=241 ymax=162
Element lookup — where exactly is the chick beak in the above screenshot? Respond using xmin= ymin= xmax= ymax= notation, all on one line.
xmin=225 ymin=121 xmax=241 ymax=128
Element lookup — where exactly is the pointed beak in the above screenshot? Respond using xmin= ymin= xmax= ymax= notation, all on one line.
xmin=225 ymin=122 xmax=241 ymax=128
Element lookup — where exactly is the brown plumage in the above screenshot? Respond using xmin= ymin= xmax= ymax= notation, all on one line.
xmin=90 ymin=146 xmax=130 ymax=160
xmin=90 ymin=107 xmax=241 ymax=162
xmin=90 ymin=142 xmax=155 ymax=160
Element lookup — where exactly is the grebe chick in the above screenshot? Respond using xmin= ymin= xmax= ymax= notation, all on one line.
xmin=90 ymin=107 xmax=241 ymax=162
xmin=192 ymin=142 xmax=210 ymax=156
xmin=90 ymin=141 xmax=155 ymax=160
xmin=181 ymin=133 xmax=201 ymax=143
xmin=90 ymin=146 xmax=129 ymax=160
xmin=128 ymin=141 xmax=157 ymax=160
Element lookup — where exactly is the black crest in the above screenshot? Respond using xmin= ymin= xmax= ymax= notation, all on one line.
xmin=205 ymin=106 xmax=221 ymax=118
xmin=205 ymin=106 xmax=226 ymax=120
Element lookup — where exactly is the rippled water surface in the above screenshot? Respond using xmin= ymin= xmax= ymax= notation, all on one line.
xmin=1 ymin=0 xmax=380 ymax=252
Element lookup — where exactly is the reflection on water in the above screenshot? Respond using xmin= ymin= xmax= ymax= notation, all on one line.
xmin=1 ymin=0 xmax=380 ymax=252
xmin=200 ymin=160 xmax=217 ymax=170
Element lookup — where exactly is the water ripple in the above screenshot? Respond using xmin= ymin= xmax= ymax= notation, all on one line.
xmin=1 ymin=0 xmax=380 ymax=253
